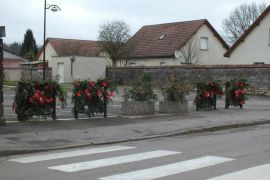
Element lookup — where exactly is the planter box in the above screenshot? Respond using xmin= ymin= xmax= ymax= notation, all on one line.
xmin=159 ymin=100 xmax=188 ymax=114
xmin=121 ymin=101 xmax=155 ymax=116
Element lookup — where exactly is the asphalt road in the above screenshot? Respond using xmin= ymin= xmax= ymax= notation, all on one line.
xmin=1 ymin=124 xmax=270 ymax=180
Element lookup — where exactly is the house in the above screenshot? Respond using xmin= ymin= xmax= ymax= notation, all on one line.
xmin=3 ymin=49 xmax=28 ymax=81
xmin=224 ymin=5 xmax=270 ymax=64
xmin=37 ymin=38 xmax=108 ymax=83
xmin=123 ymin=19 xmax=229 ymax=66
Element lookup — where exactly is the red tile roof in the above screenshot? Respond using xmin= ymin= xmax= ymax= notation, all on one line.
xmin=125 ymin=19 xmax=228 ymax=59
xmin=224 ymin=5 xmax=270 ymax=57
xmin=37 ymin=38 xmax=101 ymax=58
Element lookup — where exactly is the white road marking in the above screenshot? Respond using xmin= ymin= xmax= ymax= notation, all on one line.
xmin=9 ymin=146 xmax=135 ymax=163
xmin=48 ymin=150 xmax=181 ymax=173
xmin=100 ymin=156 xmax=234 ymax=180
xmin=207 ymin=164 xmax=270 ymax=180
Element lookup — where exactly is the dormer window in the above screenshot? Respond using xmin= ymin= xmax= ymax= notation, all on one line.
xmin=159 ymin=34 xmax=167 ymax=40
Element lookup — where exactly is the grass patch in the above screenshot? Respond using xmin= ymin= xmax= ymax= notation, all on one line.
xmin=60 ymin=83 xmax=73 ymax=92
xmin=4 ymin=81 xmax=18 ymax=87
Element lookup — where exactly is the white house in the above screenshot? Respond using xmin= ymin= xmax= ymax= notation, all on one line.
xmin=224 ymin=5 xmax=270 ymax=64
xmin=122 ymin=19 xmax=229 ymax=66
xmin=37 ymin=38 xmax=109 ymax=83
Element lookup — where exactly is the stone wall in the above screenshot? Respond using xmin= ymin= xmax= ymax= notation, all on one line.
xmin=106 ymin=65 xmax=270 ymax=92
xmin=4 ymin=68 xmax=21 ymax=81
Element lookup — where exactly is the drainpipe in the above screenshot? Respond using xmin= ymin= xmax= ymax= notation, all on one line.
xmin=70 ymin=56 xmax=75 ymax=80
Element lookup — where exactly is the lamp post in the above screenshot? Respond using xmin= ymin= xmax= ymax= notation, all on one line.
xmin=43 ymin=0 xmax=61 ymax=80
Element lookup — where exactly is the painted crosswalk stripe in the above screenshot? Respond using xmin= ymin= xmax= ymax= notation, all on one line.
xmin=9 ymin=146 xmax=135 ymax=163
xmin=100 ymin=156 xmax=234 ymax=180
xmin=207 ymin=164 xmax=270 ymax=180
xmin=48 ymin=150 xmax=181 ymax=173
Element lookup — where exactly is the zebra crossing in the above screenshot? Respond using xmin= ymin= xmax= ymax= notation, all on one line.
xmin=8 ymin=145 xmax=270 ymax=179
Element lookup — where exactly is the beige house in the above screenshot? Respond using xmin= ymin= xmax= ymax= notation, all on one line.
xmin=224 ymin=5 xmax=270 ymax=64
xmin=37 ymin=38 xmax=108 ymax=83
xmin=123 ymin=19 xmax=229 ymax=66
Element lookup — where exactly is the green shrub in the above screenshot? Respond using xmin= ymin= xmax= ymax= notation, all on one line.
xmin=123 ymin=74 xmax=157 ymax=102
xmin=162 ymin=79 xmax=190 ymax=102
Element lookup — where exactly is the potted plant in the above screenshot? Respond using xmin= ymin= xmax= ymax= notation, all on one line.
xmin=72 ymin=78 xmax=116 ymax=118
xmin=13 ymin=80 xmax=65 ymax=121
xmin=194 ymin=81 xmax=223 ymax=110
xmin=159 ymin=78 xmax=190 ymax=113
xmin=121 ymin=74 xmax=157 ymax=115
xmin=225 ymin=79 xmax=249 ymax=109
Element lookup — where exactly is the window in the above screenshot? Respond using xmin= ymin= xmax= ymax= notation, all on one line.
xmin=200 ymin=37 xmax=208 ymax=50
xmin=158 ymin=34 xmax=167 ymax=40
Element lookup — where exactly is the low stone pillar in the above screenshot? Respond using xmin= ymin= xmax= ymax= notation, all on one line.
xmin=121 ymin=101 xmax=155 ymax=116
xmin=159 ymin=100 xmax=188 ymax=114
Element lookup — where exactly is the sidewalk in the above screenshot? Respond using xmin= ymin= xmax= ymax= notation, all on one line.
xmin=0 ymin=95 xmax=270 ymax=156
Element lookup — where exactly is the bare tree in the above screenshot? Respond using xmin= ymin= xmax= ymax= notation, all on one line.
xmin=222 ymin=2 xmax=267 ymax=44
xmin=180 ymin=37 xmax=201 ymax=65
xmin=98 ymin=20 xmax=131 ymax=67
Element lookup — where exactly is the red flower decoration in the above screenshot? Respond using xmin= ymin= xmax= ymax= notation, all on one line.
xmin=102 ymin=81 xmax=108 ymax=87
xmin=76 ymin=91 xmax=81 ymax=97
xmin=106 ymin=91 xmax=115 ymax=100
xmin=46 ymin=97 xmax=54 ymax=104
xmin=89 ymin=80 xmax=96 ymax=87
xmin=84 ymin=89 xmax=92 ymax=99
xmin=96 ymin=89 xmax=103 ymax=97
xmin=204 ymin=91 xmax=210 ymax=97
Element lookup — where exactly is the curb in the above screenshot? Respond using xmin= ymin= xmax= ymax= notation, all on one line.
xmin=1 ymin=119 xmax=270 ymax=157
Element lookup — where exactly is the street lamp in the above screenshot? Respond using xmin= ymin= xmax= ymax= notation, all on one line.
xmin=43 ymin=0 xmax=61 ymax=80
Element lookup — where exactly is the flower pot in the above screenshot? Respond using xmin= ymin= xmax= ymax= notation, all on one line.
xmin=159 ymin=100 xmax=188 ymax=114
xmin=121 ymin=101 xmax=155 ymax=116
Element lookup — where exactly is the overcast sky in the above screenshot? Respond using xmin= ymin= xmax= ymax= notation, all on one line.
xmin=1 ymin=0 xmax=269 ymax=45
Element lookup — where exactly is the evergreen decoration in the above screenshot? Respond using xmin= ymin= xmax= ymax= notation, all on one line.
xmin=123 ymin=74 xmax=157 ymax=102
xmin=13 ymin=80 xmax=65 ymax=121
xmin=72 ymin=78 xmax=116 ymax=118
xmin=195 ymin=81 xmax=223 ymax=110
xmin=225 ymin=79 xmax=249 ymax=109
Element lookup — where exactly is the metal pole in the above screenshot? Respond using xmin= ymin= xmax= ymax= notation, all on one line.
xmin=104 ymin=86 xmax=107 ymax=118
xmin=0 ymin=38 xmax=5 ymax=125
xmin=43 ymin=0 xmax=47 ymax=81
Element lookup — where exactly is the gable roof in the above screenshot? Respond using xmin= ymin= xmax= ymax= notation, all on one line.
xmin=37 ymin=38 xmax=101 ymax=58
xmin=224 ymin=5 xmax=270 ymax=57
xmin=125 ymin=19 xmax=228 ymax=59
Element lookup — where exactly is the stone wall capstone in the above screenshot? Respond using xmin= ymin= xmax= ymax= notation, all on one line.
xmin=106 ymin=65 xmax=270 ymax=92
